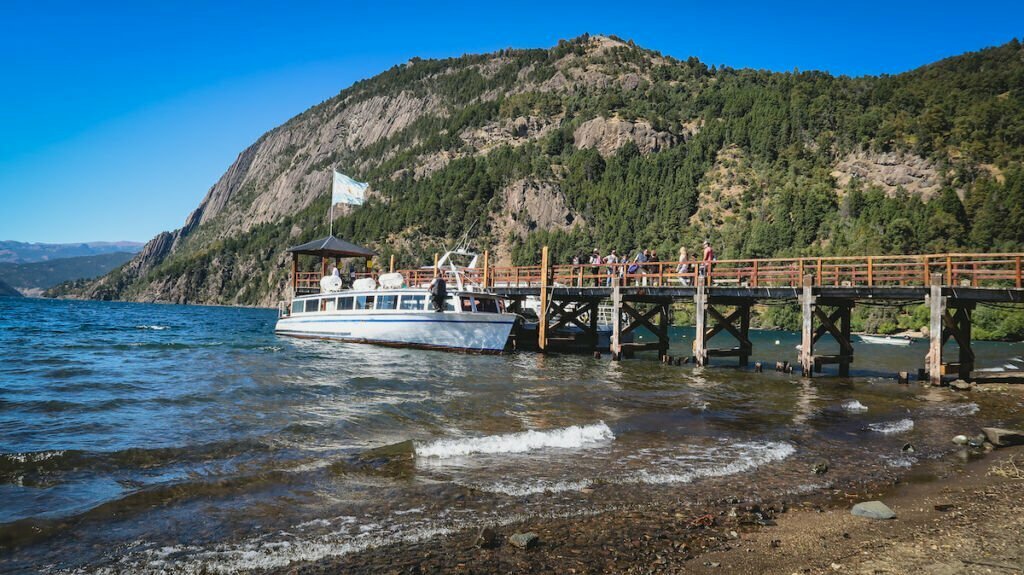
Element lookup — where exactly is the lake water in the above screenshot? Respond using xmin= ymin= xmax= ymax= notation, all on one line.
xmin=2 ymin=296 xmax=1023 ymax=573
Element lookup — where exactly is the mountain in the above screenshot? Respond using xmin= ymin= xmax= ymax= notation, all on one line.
xmin=54 ymin=35 xmax=1024 ymax=306
xmin=0 ymin=252 xmax=137 ymax=296
xmin=0 ymin=241 xmax=143 ymax=264
xmin=0 ymin=277 xmax=21 ymax=297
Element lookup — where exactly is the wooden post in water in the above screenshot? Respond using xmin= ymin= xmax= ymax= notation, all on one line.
xmin=482 ymin=251 xmax=490 ymax=288
xmin=928 ymin=273 xmax=945 ymax=386
xmin=610 ymin=277 xmax=622 ymax=360
xmin=539 ymin=246 xmax=550 ymax=352
xmin=693 ymin=276 xmax=707 ymax=366
xmin=800 ymin=275 xmax=815 ymax=377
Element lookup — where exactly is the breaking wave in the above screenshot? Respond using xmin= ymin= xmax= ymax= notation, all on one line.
xmin=415 ymin=422 xmax=614 ymax=459
xmin=629 ymin=441 xmax=796 ymax=485
xmin=867 ymin=418 xmax=914 ymax=434
xmin=841 ymin=400 xmax=869 ymax=412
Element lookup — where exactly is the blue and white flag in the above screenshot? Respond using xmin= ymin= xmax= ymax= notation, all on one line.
xmin=332 ymin=171 xmax=368 ymax=206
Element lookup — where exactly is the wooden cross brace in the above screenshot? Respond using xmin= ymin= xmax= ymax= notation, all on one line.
xmin=812 ymin=306 xmax=853 ymax=355
xmin=941 ymin=305 xmax=975 ymax=363
xmin=705 ymin=305 xmax=752 ymax=350
xmin=548 ymin=299 xmax=599 ymax=333
xmin=620 ymin=302 xmax=663 ymax=337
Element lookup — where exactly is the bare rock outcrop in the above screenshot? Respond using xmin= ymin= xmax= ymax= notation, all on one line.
xmin=461 ymin=115 xmax=557 ymax=152
xmin=573 ymin=117 xmax=679 ymax=157
xmin=491 ymin=179 xmax=584 ymax=264
xmin=832 ymin=151 xmax=944 ymax=200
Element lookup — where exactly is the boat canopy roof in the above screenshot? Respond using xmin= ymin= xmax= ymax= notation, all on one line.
xmin=287 ymin=235 xmax=376 ymax=258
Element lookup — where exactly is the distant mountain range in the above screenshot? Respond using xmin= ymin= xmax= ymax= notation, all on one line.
xmin=0 ymin=240 xmax=143 ymax=264
xmin=0 ymin=252 xmax=138 ymax=296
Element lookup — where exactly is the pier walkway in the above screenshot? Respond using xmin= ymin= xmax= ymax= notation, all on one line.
xmin=297 ymin=250 xmax=1024 ymax=385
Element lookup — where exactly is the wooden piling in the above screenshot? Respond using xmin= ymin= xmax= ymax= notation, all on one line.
xmin=610 ymin=277 xmax=622 ymax=361
xmin=800 ymin=275 xmax=815 ymax=377
xmin=482 ymin=251 xmax=490 ymax=288
xmin=693 ymin=276 xmax=707 ymax=366
xmin=928 ymin=274 xmax=944 ymax=386
xmin=539 ymin=246 xmax=550 ymax=352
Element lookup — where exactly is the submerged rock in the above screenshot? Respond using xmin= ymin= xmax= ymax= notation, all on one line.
xmin=851 ymin=501 xmax=896 ymax=520
xmin=952 ymin=435 xmax=969 ymax=445
xmin=981 ymin=427 xmax=1024 ymax=447
xmin=812 ymin=460 xmax=830 ymax=475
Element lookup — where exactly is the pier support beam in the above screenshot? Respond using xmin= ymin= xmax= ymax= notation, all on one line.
xmin=800 ymin=276 xmax=815 ymax=376
xmin=539 ymin=246 xmax=550 ymax=351
xmin=800 ymin=276 xmax=854 ymax=377
xmin=611 ymin=278 xmax=622 ymax=360
xmin=928 ymin=274 xmax=975 ymax=385
xmin=928 ymin=275 xmax=945 ymax=385
xmin=693 ymin=276 xmax=708 ymax=366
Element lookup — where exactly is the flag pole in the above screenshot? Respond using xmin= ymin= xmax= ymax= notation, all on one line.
xmin=329 ymin=170 xmax=334 ymax=237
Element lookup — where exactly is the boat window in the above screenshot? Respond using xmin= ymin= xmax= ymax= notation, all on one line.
xmin=475 ymin=297 xmax=499 ymax=313
xmin=356 ymin=295 xmax=375 ymax=310
xmin=337 ymin=297 xmax=354 ymax=311
xmin=303 ymin=298 xmax=319 ymax=313
xmin=324 ymin=298 xmax=337 ymax=312
xmin=377 ymin=295 xmax=398 ymax=310
xmin=460 ymin=297 xmax=474 ymax=312
xmin=400 ymin=295 xmax=425 ymax=310
xmin=292 ymin=299 xmax=303 ymax=313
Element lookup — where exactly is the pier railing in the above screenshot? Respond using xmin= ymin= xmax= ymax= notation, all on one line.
xmin=294 ymin=252 xmax=1024 ymax=295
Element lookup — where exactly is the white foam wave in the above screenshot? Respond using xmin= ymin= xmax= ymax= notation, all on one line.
xmin=841 ymin=400 xmax=869 ymax=412
xmin=868 ymin=418 xmax=914 ymax=434
xmin=135 ymin=325 xmax=169 ymax=330
xmin=480 ymin=479 xmax=592 ymax=497
xmin=943 ymin=403 xmax=979 ymax=416
xmin=2 ymin=450 xmax=65 ymax=464
xmin=629 ymin=441 xmax=796 ymax=485
xmin=415 ymin=422 xmax=614 ymax=459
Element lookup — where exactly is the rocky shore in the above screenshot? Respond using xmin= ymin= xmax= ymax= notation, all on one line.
xmin=263 ymin=387 xmax=1024 ymax=575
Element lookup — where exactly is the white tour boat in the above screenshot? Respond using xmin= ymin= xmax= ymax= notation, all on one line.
xmin=858 ymin=334 xmax=913 ymax=346
xmin=274 ymin=237 xmax=518 ymax=353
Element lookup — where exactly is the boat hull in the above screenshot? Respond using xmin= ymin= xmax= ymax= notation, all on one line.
xmin=275 ymin=311 xmax=517 ymax=353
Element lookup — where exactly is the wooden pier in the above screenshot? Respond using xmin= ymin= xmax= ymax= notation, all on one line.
xmin=297 ymin=250 xmax=1024 ymax=385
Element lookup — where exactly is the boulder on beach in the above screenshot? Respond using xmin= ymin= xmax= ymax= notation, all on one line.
xmin=509 ymin=532 xmax=540 ymax=549
xmin=981 ymin=427 xmax=1024 ymax=448
xmin=851 ymin=501 xmax=896 ymax=520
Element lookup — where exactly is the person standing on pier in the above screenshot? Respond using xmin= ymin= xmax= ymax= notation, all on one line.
xmin=605 ymin=249 xmax=619 ymax=286
xmin=700 ymin=240 xmax=715 ymax=279
xmin=589 ymin=249 xmax=603 ymax=286
xmin=649 ymin=250 xmax=661 ymax=286
xmin=676 ymin=246 xmax=691 ymax=285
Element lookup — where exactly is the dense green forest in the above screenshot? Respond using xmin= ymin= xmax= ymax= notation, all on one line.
xmin=54 ymin=36 xmax=1024 ymax=337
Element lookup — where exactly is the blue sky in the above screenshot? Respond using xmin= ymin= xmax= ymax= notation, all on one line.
xmin=1 ymin=1 xmax=1020 ymax=244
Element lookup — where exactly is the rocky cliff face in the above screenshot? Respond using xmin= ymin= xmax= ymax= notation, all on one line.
xmin=58 ymin=35 xmax=1024 ymax=306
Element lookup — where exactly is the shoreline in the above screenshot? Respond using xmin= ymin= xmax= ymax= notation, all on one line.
xmin=262 ymin=382 xmax=1024 ymax=575
xmin=270 ymin=447 xmax=1024 ymax=575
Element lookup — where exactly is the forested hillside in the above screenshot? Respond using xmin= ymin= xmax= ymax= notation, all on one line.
xmin=54 ymin=35 xmax=1024 ymax=334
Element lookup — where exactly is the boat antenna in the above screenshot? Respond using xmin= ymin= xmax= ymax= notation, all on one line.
xmin=454 ymin=221 xmax=477 ymax=252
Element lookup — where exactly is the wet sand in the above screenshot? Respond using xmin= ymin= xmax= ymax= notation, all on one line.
xmin=268 ymin=386 xmax=1024 ymax=575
